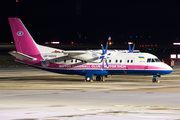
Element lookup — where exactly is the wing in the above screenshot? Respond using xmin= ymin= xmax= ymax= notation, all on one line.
xmin=62 ymin=50 xmax=101 ymax=63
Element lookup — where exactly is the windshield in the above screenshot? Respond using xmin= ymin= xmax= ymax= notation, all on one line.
xmin=147 ymin=58 xmax=161 ymax=63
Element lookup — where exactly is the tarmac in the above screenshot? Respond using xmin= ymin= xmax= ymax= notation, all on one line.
xmin=0 ymin=66 xmax=180 ymax=120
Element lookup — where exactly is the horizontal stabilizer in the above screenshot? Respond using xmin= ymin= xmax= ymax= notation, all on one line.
xmin=9 ymin=51 xmax=36 ymax=61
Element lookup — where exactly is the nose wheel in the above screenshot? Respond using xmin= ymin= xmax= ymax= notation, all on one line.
xmin=152 ymin=75 xmax=160 ymax=83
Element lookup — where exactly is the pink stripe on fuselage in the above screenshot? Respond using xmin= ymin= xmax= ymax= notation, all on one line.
xmin=18 ymin=62 xmax=167 ymax=70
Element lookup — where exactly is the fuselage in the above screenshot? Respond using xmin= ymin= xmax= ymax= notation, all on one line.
xmin=15 ymin=50 xmax=173 ymax=76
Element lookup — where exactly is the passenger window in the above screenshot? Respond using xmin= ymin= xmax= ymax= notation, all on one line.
xmin=109 ymin=60 xmax=111 ymax=63
xmin=75 ymin=59 xmax=77 ymax=62
xmin=120 ymin=60 xmax=122 ymax=63
xmin=116 ymin=60 xmax=118 ymax=63
xmin=131 ymin=60 xmax=133 ymax=63
xmin=71 ymin=60 xmax=73 ymax=63
xmin=55 ymin=60 xmax=58 ymax=62
xmin=64 ymin=60 xmax=66 ymax=63
xmin=127 ymin=60 xmax=129 ymax=63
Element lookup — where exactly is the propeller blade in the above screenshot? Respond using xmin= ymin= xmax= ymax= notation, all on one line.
xmin=102 ymin=60 xmax=104 ymax=70
xmin=131 ymin=44 xmax=135 ymax=53
xmin=129 ymin=44 xmax=131 ymax=53
xmin=105 ymin=60 xmax=109 ymax=68
xmin=99 ymin=56 xmax=105 ymax=59
xmin=101 ymin=44 xmax=105 ymax=55
xmin=105 ymin=42 xmax=108 ymax=54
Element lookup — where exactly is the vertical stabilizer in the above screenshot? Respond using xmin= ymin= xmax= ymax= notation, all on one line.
xmin=8 ymin=18 xmax=40 ymax=56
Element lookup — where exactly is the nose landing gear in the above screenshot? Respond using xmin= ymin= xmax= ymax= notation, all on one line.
xmin=152 ymin=75 xmax=160 ymax=83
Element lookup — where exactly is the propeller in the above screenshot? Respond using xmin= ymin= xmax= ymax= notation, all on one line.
xmin=128 ymin=43 xmax=135 ymax=53
xmin=99 ymin=42 xmax=111 ymax=70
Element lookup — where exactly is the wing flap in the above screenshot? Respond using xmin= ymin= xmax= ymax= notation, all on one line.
xmin=9 ymin=51 xmax=36 ymax=61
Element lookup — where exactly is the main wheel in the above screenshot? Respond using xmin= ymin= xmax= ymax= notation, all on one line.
xmin=96 ymin=76 xmax=104 ymax=81
xmin=96 ymin=76 xmax=101 ymax=81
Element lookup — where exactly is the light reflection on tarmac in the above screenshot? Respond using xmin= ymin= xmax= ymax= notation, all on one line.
xmin=0 ymin=66 xmax=180 ymax=120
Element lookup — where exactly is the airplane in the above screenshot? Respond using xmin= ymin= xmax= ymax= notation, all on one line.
xmin=8 ymin=18 xmax=173 ymax=83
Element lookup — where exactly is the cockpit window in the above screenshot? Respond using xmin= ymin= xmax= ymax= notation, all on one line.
xmin=147 ymin=58 xmax=151 ymax=62
xmin=155 ymin=58 xmax=161 ymax=62
xmin=152 ymin=59 xmax=155 ymax=62
xmin=147 ymin=58 xmax=161 ymax=63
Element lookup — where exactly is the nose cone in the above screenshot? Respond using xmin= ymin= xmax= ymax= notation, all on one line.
xmin=164 ymin=63 xmax=173 ymax=74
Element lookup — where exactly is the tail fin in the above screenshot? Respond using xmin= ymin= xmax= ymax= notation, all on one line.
xmin=8 ymin=18 xmax=40 ymax=56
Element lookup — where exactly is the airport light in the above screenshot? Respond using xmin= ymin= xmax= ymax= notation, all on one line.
xmin=108 ymin=36 xmax=111 ymax=41
xmin=178 ymin=54 xmax=180 ymax=59
xmin=173 ymin=42 xmax=180 ymax=45
xmin=128 ymin=42 xmax=133 ymax=44
xmin=170 ymin=54 xmax=176 ymax=59
xmin=51 ymin=41 xmax=60 ymax=44
xmin=109 ymin=42 xmax=112 ymax=45
xmin=71 ymin=42 xmax=74 ymax=45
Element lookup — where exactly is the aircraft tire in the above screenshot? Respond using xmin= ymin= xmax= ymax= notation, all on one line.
xmin=86 ymin=77 xmax=91 ymax=82
xmin=96 ymin=76 xmax=101 ymax=81
xmin=152 ymin=77 xmax=158 ymax=82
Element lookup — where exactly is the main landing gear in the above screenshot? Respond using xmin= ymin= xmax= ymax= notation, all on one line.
xmin=152 ymin=75 xmax=160 ymax=83
xmin=96 ymin=76 xmax=105 ymax=81
xmin=84 ymin=73 xmax=105 ymax=82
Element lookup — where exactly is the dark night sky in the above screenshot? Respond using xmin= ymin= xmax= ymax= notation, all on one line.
xmin=1 ymin=0 xmax=180 ymax=45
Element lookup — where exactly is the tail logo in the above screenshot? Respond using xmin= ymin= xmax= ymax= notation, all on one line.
xmin=17 ymin=31 xmax=24 ymax=36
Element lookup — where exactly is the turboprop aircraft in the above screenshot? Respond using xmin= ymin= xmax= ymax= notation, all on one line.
xmin=8 ymin=18 xmax=173 ymax=82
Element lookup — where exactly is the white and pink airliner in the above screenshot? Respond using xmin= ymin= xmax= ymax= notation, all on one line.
xmin=8 ymin=18 xmax=173 ymax=82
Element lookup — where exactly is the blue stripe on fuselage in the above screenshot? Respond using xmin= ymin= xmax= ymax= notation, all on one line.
xmin=31 ymin=66 xmax=173 ymax=76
